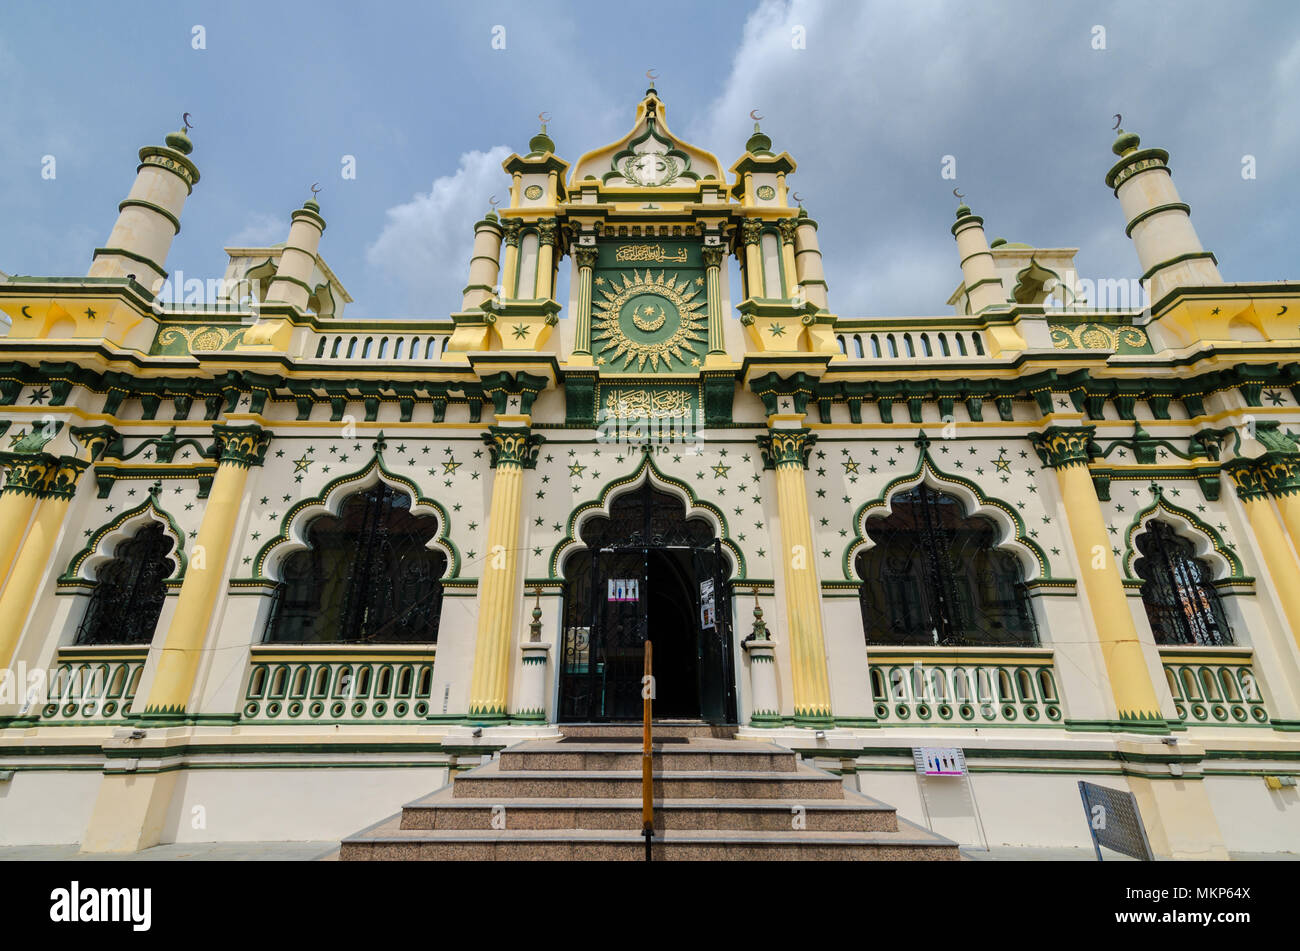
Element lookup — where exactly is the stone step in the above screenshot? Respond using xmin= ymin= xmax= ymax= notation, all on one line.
xmin=451 ymin=760 xmax=846 ymax=800
xmin=559 ymin=722 xmax=739 ymax=739
xmin=498 ymin=740 xmax=797 ymax=773
xmin=400 ymin=787 xmax=898 ymax=832
xmin=340 ymin=815 xmax=960 ymax=861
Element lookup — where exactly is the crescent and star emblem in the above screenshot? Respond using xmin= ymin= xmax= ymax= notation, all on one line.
xmin=632 ymin=303 xmax=668 ymax=332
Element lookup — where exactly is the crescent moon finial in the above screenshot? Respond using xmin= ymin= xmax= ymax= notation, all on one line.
xmin=953 ymin=188 xmax=965 ymax=201
xmin=791 ymin=191 xmax=803 ymax=204
xmin=488 ymin=195 xmax=499 ymax=209
xmin=182 ymin=112 xmax=194 ymax=131
xmin=750 ymin=109 xmax=764 ymax=122
xmin=310 ymin=182 xmax=321 ymax=199
xmin=538 ymin=111 xmax=551 ymax=125
xmin=646 ymin=68 xmax=659 ymax=81
xmin=1113 ymin=113 xmax=1122 ymax=130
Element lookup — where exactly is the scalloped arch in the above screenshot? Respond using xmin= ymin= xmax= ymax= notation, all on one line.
xmin=842 ymin=450 xmax=1054 ymax=582
xmin=547 ymin=453 xmax=743 ymax=580
xmin=62 ymin=496 xmax=187 ymax=583
xmin=252 ymin=454 xmax=459 ymax=580
xmin=1121 ymin=488 xmax=1244 ymax=580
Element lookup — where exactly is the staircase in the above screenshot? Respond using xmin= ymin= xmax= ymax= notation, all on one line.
xmin=339 ymin=724 xmax=959 ymax=860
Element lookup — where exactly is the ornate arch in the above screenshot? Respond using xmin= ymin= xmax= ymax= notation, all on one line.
xmin=547 ymin=452 xmax=743 ymax=579
xmin=843 ymin=441 xmax=1054 ymax=583
xmin=61 ymin=494 xmax=187 ymax=586
xmin=253 ymin=453 xmax=459 ymax=580
xmin=1121 ymin=485 xmax=1244 ymax=581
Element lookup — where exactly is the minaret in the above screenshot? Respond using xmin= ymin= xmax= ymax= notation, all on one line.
xmin=791 ymin=207 xmax=828 ymax=311
xmin=263 ymin=195 xmax=326 ymax=310
xmin=951 ymin=203 xmax=1006 ymax=313
xmin=88 ymin=123 xmax=200 ymax=291
xmin=1106 ymin=127 xmax=1221 ymax=304
xmin=461 ymin=208 xmax=503 ymax=311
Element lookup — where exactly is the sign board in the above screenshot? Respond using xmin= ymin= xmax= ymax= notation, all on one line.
xmin=1078 ymin=781 xmax=1154 ymax=861
xmin=699 ymin=578 xmax=715 ymax=629
xmin=607 ymin=579 xmax=639 ymax=602
xmin=912 ymin=747 xmax=966 ymax=777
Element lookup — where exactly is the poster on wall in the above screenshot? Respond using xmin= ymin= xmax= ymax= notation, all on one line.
xmin=699 ymin=578 xmax=715 ymax=629
xmin=607 ymin=579 xmax=640 ymax=602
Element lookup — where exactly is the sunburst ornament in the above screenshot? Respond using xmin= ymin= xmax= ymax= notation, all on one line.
xmin=591 ymin=268 xmax=708 ymax=371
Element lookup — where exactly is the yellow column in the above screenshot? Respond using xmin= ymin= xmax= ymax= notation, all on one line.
xmin=571 ymin=246 xmax=596 ymax=362
xmin=1034 ymin=427 xmax=1165 ymax=731
xmin=1225 ymin=455 xmax=1300 ymax=649
xmin=467 ymin=427 xmax=538 ymax=721
xmin=742 ymin=219 xmax=763 ymax=299
xmin=0 ymin=489 xmax=38 ymax=594
xmin=535 ymin=219 xmax=556 ymax=301
xmin=760 ymin=428 xmax=832 ymax=724
xmin=0 ymin=456 xmax=87 ymax=669
xmin=778 ymin=219 xmax=799 ymax=298
xmin=500 ymin=220 xmax=521 ymax=301
xmin=141 ymin=424 xmax=269 ymax=715
xmin=703 ymin=246 xmax=726 ymax=361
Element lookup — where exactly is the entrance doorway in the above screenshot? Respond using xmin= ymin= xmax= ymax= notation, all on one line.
xmin=558 ymin=482 xmax=736 ymax=723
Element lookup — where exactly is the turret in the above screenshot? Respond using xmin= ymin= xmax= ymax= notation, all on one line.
xmin=88 ymin=123 xmax=200 ymax=291
xmin=461 ymin=208 xmax=504 ymax=311
xmin=263 ymin=195 xmax=327 ymax=311
xmin=1106 ymin=127 xmax=1221 ymax=304
xmin=950 ymin=203 xmax=1006 ymax=313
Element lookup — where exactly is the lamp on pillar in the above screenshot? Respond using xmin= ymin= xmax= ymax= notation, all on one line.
xmin=517 ymin=587 xmax=552 ymax=723
xmin=741 ymin=589 xmax=781 ymax=727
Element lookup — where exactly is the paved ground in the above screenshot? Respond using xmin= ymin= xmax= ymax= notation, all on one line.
xmin=0 ymin=842 xmax=1294 ymax=860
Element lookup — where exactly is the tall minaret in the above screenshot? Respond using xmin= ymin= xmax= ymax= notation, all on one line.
xmin=88 ymin=123 xmax=200 ymax=291
xmin=461 ymin=208 xmax=503 ymax=312
xmin=263 ymin=195 xmax=326 ymax=310
xmin=951 ymin=203 xmax=1006 ymax=313
xmin=1106 ymin=126 xmax=1221 ymax=304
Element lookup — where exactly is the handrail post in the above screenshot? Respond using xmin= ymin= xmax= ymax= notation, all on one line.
xmin=642 ymin=638 xmax=653 ymax=861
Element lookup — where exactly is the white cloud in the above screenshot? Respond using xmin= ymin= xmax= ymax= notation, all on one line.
xmin=365 ymin=146 xmax=512 ymax=315
xmin=227 ymin=212 xmax=286 ymax=248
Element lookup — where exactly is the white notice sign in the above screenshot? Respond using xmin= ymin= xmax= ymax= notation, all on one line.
xmin=699 ymin=578 xmax=715 ymax=629
xmin=912 ymin=747 xmax=966 ymax=777
xmin=607 ymin=579 xmax=639 ymax=602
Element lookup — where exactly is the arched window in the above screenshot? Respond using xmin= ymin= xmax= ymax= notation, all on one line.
xmin=871 ymin=335 xmax=881 ymax=359
xmin=938 ymin=333 xmax=950 ymax=356
xmin=330 ymin=337 xmax=341 ymax=358
xmin=920 ymin=333 xmax=932 ymax=356
xmin=903 ymin=334 xmax=916 ymax=357
xmin=75 ymin=522 xmax=175 ymax=645
xmin=315 ymin=338 xmax=327 ymax=358
xmin=837 ymin=335 xmax=846 ymax=354
xmin=853 ymin=335 xmax=864 ymax=358
xmin=886 ymin=334 xmax=898 ymax=358
xmin=265 ymin=483 xmax=446 ymax=643
xmin=393 ymin=337 xmax=405 ymax=359
xmin=956 ymin=335 xmax=968 ymax=356
xmin=1133 ymin=520 xmax=1233 ymax=646
xmin=972 ymin=334 xmax=985 ymax=356
xmin=855 ymin=484 xmax=1037 ymax=646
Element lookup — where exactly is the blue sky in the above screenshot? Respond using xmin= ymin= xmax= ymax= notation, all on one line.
xmin=2 ymin=0 xmax=1298 ymax=318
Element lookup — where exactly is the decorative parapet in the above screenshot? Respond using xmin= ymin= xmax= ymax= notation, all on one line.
xmin=867 ymin=650 xmax=1062 ymax=727
xmin=242 ymin=648 xmax=436 ymax=723
xmin=1159 ymin=648 xmax=1269 ymax=726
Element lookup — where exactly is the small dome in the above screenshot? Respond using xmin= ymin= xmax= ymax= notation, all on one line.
xmin=165 ymin=129 xmax=194 ymax=155
xmin=746 ymin=124 xmax=772 ymax=155
xmin=302 ymin=199 xmax=321 ymax=213
xmin=1112 ymin=129 xmax=1141 ymax=157
xmin=990 ymin=237 xmax=1007 ymax=248
xmin=529 ymin=129 xmax=555 ymax=155
xmin=955 ymin=204 xmax=971 ymax=219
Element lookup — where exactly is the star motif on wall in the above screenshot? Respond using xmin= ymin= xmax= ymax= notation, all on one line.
xmin=512 ymin=324 xmax=530 ymax=340
xmin=993 ymin=453 xmax=1011 ymax=473
xmin=84 ymin=307 xmax=97 ymax=320
xmin=842 ymin=460 xmax=860 ymax=475
xmin=6 ymin=428 xmax=25 ymax=447
xmin=293 ymin=453 xmax=312 ymax=473
xmin=712 ymin=464 xmax=730 ymax=478
xmin=28 ymin=387 xmax=50 ymax=404
xmin=442 ymin=458 xmax=461 ymax=475
xmin=569 ymin=463 xmax=586 ymax=477
xmin=1266 ymin=390 xmax=1286 ymax=406
xmin=768 ymin=323 xmax=786 ymax=337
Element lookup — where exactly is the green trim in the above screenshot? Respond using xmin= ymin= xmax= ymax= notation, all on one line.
xmin=117 ymin=198 xmax=181 ymax=235
xmin=1125 ymin=202 xmax=1191 ymax=237
xmin=60 ymin=494 xmax=188 ymax=583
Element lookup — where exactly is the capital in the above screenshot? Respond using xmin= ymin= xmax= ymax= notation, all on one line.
xmin=741 ymin=218 xmax=763 ymax=246
xmin=702 ymin=246 xmax=726 ymax=270
xmin=502 ymin=218 xmax=523 ymax=247
xmin=573 ymin=246 xmax=598 ymax=270
xmin=756 ymin=428 xmax=817 ymax=470
xmin=0 ymin=452 xmax=89 ymax=500
xmin=776 ymin=218 xmax=798 ymax=243
xmin=1031 ymin=425 xmax=1096 ymax=470
xmin=212 ymin=423 xmax=272 ymax=468
xmin=483 ymin=427 xmax=545 ymax=470
xmin=1223 ymin=451 xmax=1300 ymax=502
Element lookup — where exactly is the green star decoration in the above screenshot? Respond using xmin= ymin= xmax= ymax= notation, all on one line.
xmin=442 ymin=458 xmax=461 ymax=475
xmin=512 ymin=324 xmax=530 ymax=340
xmin=768 ymin=323 xmax=786 ymax=337
xmin=712 ymin=464 xmax=730 ymax=478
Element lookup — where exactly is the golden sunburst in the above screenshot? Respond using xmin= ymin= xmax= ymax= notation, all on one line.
xmin=591 ymin=268 xmax=708 ymax=371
